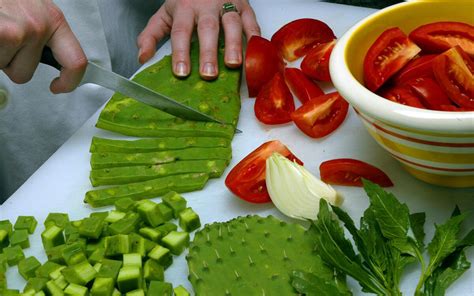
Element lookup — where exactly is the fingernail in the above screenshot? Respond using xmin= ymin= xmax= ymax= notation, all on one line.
xmin=202 ymin=63 xmax=216 ymax=77
xmin=175 ymin=62 xmax=188 ymax=77
xmin=227 ymin=51 xmax=241 ymax=65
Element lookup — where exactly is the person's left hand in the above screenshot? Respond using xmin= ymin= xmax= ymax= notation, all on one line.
xmin=137 ymin=0 xmax=260 ymax=80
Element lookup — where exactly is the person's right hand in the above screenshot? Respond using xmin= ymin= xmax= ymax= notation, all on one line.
xmin=0 ymin=0 xmax=86 ymax=93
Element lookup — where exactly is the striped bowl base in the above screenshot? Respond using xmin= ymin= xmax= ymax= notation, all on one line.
xmin=356 ymin=111 xmax=474 ymax=188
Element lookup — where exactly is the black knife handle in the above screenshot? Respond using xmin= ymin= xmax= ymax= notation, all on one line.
xmin=40 ymin=47 xmax=62 ymax=71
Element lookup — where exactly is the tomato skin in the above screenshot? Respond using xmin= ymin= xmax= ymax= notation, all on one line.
xmin=405 ymin=77 xmax=451 ymax=110
xmin=271 ymin=18 xmax=336 ymax=62
xmin=301 ymin=40 xmax=336 ymax=82
xmin=284 ymin=67 xmax=324 ymax=104
xmin=254 ymin=72 xmax=295 ymax=124
xmin=432 ymin=46 xmax=474 ymax=108
xmin=409 ymin=21 xmax=474 ymax=57
xmin=364 ymin=27 xmax=421 ymax=91
xmin=225 ymin=140 xmax=303 ymax=203
xmin=245 ymin=35 xmax=285 ymax=97
xmin=379 ymin=85 xmax=426 ymax=109
xmin=291 ymin=92 xmax=349 ymax=138
xmin=392 ymin=54 xmax=436 ymax=86
xmin=319 ymin=158 xmax=393 ymax=187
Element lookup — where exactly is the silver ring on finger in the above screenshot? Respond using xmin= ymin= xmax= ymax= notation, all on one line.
xmin=221 ymin=2 xmax=239 ymax=17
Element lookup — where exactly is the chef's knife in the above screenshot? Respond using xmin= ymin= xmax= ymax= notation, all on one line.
xmin=40 ymin=47 xmax=239 ymax=130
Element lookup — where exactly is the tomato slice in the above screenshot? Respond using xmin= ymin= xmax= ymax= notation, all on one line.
xmin=364 ymin=27 xmax=421 ymax=91
xmin=245 ymin=35 xmax=285 ymax=97
xmin=405 ymin=77 xmax=451 ymax=110
xmin=409 ymin=21 xmax=474 ymax=57
xmin=225 ymin=140 xmax=303 ymax=203
xmin=432 ymin=46 xmax=474 ymax=108
xmin=291 ymin=92 xmax=349 ymax=138
xmin=300 ymin=40 xmax=336 ymax=82
xmin=254 ymin=72 xmax=295 ymax=124
xmin=392 ymin=54 xmax=436 ymax=85
xmin=284 ymin=67 xmax=324 ymax=104
xmin=379 ymin=85 xmax=426 ymax=109
xmin=271 ymin=18 xmax=336 ymax=62
xmin=319 ymin=158 xmax=393 ymax=187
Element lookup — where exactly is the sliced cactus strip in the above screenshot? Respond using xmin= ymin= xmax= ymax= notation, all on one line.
xmin=84 ymin=173 xmax=209 ymax=208
xmin=90 ymin=159 xmax=228 ymax=186
xmin=90 ymin=137 xmax=231 ymax=153
xmin=90 ymin=147 xmax=232 ymax=169
xmin=96 ymin=42 xmax=241 ymax=139
xmin=187 ymin=215 xmax=339 ymax=295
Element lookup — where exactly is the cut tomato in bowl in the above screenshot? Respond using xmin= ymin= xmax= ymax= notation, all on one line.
xmin=225 ymin=140 xmax=303 ymax=203
xmin=271 ymin=18 xmax=336 ymax=62
xmin=284 ymin=67 xmax=324 ymax=104
xmin=364 ymin=27 xmax=421 ymax=91
xmin=391 ymin=54 xmax=437 ymax=86
xmin=432 ymin=46 xmax=474 ymax=108
xmin=245 ymin=35 xmax=285 ymax=97
xmin=301 ymin=40 xmax=336 ymax=82
xmin=379 ymin=85 xmax=426 ymax=109
xmin=319 ymin=158 xmax=393 ymax=187
xmin=291 ymin=92 xmax=349 ymax=138
xmin=405 ymin=77 xmax=451 ymax=110
xmin=254 ymin=72 xmax=295 ymax=124
xmin=409 ymin=21 xmax=474 ymax=57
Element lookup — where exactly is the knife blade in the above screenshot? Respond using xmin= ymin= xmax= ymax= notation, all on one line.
xmin=40 ymin=47 xmax=240 ymax=130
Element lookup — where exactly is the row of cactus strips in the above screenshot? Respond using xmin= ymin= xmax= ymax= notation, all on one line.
xmin=86 ymin=41 xmax=241 ymax=207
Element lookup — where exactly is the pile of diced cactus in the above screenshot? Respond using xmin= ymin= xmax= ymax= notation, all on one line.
xmin=85 ymin=41 xmax=241 ymax=207
xmin=1 ymin=192 xmax=198 ymax=295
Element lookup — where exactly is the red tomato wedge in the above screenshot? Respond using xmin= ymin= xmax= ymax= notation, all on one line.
xmin=291 ymin=92 xmax=349 ymax=138
xmin=432 ymin=46 xmax=474 ymax=108
xmin=409 ymin=21 xmax=474 ymax=57
xmin=245 ymin=35 xmax=285 ymax=97
xmin=271 ymin=18 xmax=336 ymax=62
xmin=392 ymin=54 xmax=436 ymax=86
xmin=319 ymin=158 xmax=393 ymax=187
xmin=301 ymin=40 xmax=336 ymax=82
xmin=254 ymin=72 xmax=295 ymax=124
xmin=225 ymin=140 xmax=303 ymax=203
xmin=379 ymin=85 xmax=426 ymax=109
xmin=284 ymin=67 xmax=324 ymax=104
xmin=405 ymin=77 xmax=451 ymax=110
xmin=364 ymin=27 xmax=421 ymax=91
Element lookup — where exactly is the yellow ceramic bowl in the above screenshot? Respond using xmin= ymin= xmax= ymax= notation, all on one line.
xmin=330 ymin=1 xmax=474 ymax=188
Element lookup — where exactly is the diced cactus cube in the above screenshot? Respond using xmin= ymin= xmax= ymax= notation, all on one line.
xmin=147 ymin=245 xmax=172 ymax=268
xmin=14 ymin=216 xmax=37 ymax=234
xmin=162 ymin=192 xmax=187 ymax=218
xmin=78 ymin=216 xmax=104 ymax=239
xmin=0 ymin=229 xmax=9 ymax=252
xmin=10 ymin=230 xmax=30 ymax=249
xmin=136 ymin=200 xmax=165 ymax=227
xmin=0 ymin=220 xmax=13 ymax=236
xmin=157 ymin=203 xmax=173 ymax=221
xmin=4 ymin=245 xmax=25 ymax=266
xmin=115 ymin=198 xmax=136 ymax=212
xmin=91 ymin=277 xmax=115 ymax=296
xmin=123 ymin=253 xmax=142 ymax=268
xmin=147 ymin=281 xmax=172 ymax=296
xmin=18 ymin=256 xmax=41 ymax=280
xmin=41 ymin=225 xmax=65 ymax=250
xmin=105 ymin=235 xmax=130 ymax=257
xmin=161 ymin=231 xmax=189 ymax=255
xmin=64 ymin=283 xmax=88 ymax=296
xmin=44 ymin=213 xmax=69 ymax=228
xmin=178 ymin=208 xmax=201 ymax=232
xmin=174 ymin=285 xmax=190 ymax=296
xmin=117 ymin=266 xmax=142 ymax=293
xmin=143 ymin=259 xmax=164 ymax=282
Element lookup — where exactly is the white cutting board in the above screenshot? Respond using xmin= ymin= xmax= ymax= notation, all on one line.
xmin=2 ymin=1 xmax=473 ymax=294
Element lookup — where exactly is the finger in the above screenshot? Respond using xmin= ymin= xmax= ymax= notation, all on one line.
xmin=170 ymin=8 xmax=194 ymax=77
xmin=197 ymin=13 xmax=220 ymax=80
xmin=3 ymin=43 xmax=43 ymax=84
xmin=137 ymin=8 xmax=172 ymax=64
xmin=0 ymin=24 xmax=25 ymax=69
xmin=47 ymin=21 xmax=87 ymax=94
xmin=222 ymin=11 xmax=243 ymax=68
xmin=240 ymin=4 xmax=261 ymax=40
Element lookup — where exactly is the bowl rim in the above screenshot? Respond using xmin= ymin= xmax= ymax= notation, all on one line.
xmin=330 ymin=1 xmax=474 ymax=134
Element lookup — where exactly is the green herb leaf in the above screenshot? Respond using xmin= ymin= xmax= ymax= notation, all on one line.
xmin=423 ymin=250 xmax=471 ymax=296
xmin=427 ymin=213 xmax=467 ymax=272
xmin=458 ymin=229 xmax=474 ymax=249
xmin=410 ymin=212 xmax=426 ymax=249
xmin=362 ymin=180 xmax=410 ymax=240
xmin=313 ymin=200 xmax=387 ymax=295
xmin=291 ymin=269 xmax=352 ymax=296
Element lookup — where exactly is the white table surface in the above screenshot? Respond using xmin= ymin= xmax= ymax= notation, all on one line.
xmin=2 ymin=1 xmax=473 ymax=295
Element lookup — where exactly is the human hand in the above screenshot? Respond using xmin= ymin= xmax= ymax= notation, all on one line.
xmin=137 ymin=0 xmax=260 ymax=80
xmin=0 ymin=0 xmax=86 ymax=93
